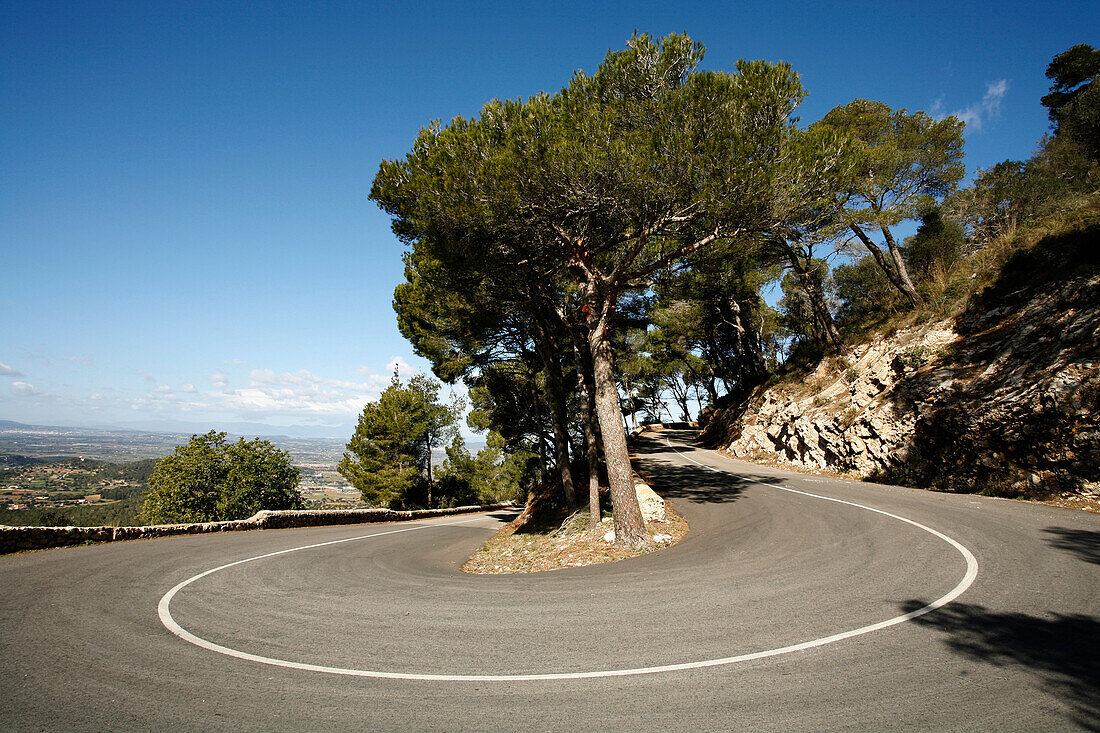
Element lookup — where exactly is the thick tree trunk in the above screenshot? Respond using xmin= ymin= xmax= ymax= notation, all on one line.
xmin=572 ymin=335 xmax=602 ymax=529
xmin=586 ymin=287 xmax=647 ymax=547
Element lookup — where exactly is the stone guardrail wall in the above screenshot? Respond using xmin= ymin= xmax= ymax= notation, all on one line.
xmin=630 ymin=421 xmax=698 ymax=439
xmin=0 ymin=502 xmax=516 ymax=555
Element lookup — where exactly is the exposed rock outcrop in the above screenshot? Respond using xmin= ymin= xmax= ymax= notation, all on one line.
xmin=707 ymin=225 xmax=1100 ymax=499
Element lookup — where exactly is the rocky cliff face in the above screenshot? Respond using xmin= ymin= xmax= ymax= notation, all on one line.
xmin=706 ymin=225 xmax=1100 ymax=501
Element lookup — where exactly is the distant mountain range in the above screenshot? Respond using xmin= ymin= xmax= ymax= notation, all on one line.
xmin=108 ymin=419 xmax=355 ymax=440
xmin=0 ymin=418 xmax=348 ymax=462
xmin=0 ymin=418 xmax=351 ymax=440
xmin=0 ymin=419 xmax=487 ymax=457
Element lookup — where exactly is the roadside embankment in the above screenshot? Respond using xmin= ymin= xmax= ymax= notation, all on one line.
xmin=0 ymin=502 xmax=515 ymax=555
xmin=701 ymin=225 xmax=1099 ymax=507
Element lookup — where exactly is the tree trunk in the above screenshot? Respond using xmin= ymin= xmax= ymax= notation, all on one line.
xmin=586 ymin=285 xmax=647 ymax=547
xmin=668 ymin=376 xmax=691 ymax=422
xmin=572 ymin=335 xmax=602 ymax=529
xmin=849 ymin=224 xmax=923 ymax=308
xmin=879 ymin=224 xmax=925 ymax=307
xmin=779 ymin=239 xmax=842 ymax=351
xmin=704 ymin=371 xmax=719 ymax=405
xmin=528 ymin=369 xmax=548 ymax=488
xmin=534 ymin=323 xmax=578 ymax=509
xmin=425 ymin=430 xmax=433 ymax=508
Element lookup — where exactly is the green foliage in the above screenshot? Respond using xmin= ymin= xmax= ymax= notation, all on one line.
xmin=777 ymin=259 xmax=830 ymax=343
xmin=1042 ymin=43 xmax=1100 ymax=162
xmin=904 ymin=210 xmax=966 ymax=285
xmin=465 ymin=365 xmax=543 ymax=454
xmin=813 ymin=99 xmax=965 ymax=308
xmin=339 ymin=371 xmax=459 ymax=508
xmin=817 ymin=100 xmax=965 ymax=222
xmin=951 ymin=153 xmax=1089 ymax=244
xmin=3 ymin=493 xmax=146 ymax=527
xmin=833 ymin=255 xmax=903 ymax=323
xmin=141 ymin=431 xmax=302 ymax=524
xmin=438 ymin=431 xmax=532 ymax=505
xmin=893 ymin=346 xmax=931 ymax=371
xmin=372 ymin=32 xmax=823 ymax=543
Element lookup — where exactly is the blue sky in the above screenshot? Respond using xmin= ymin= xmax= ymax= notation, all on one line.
xmin=2 ymin=1 xmax=1096 ymax=436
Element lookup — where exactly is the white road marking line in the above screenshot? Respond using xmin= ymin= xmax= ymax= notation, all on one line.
xmin=158 ymin=448 xmax=978 ymax=682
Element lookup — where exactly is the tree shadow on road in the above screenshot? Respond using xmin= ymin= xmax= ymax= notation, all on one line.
xmin=633 ymin=458 xmax=751 ymax=505
xmin=1043 ymin=527 xmax=1100 ymax=565
xmin=631 ymin=429 xmax=792 ymax=505
xmin=902 ymin=599 xmax=1100 ymax=730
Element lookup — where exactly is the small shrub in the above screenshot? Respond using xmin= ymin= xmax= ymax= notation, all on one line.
xmin=894 ymin=345 xmax=931 ymax=371
xmin=844 ymin=367 xmax=859 ymax=383
xmin=839 ymin=407 xmax=860 ymax=429
xmin=813 ymin=396 xmax=830 ymax=408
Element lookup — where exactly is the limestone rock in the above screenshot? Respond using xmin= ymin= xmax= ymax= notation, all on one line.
xmin=713 ymin=264 xmax=1099 ymax=497
xmin=634 ymin=481 xmax=666 ymax=522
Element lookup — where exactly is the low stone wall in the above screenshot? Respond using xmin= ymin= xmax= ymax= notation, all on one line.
xmin=633 ymin=479 xmax=666 ymax=522
xmin=0 ymin=502 xmax=515 ymax=555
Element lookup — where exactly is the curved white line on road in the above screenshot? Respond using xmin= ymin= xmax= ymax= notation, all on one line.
xmin=159 ymin=448 xmax=979 ymax=682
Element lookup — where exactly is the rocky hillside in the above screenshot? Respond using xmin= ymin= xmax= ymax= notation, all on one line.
xmin=702 ymin=224 xmax=1100 ymax=506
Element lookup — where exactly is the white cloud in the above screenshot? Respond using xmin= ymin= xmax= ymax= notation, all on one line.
xmin=386 ymin=356 xmax=414 ymax=379
xmin=65 ymin=354 xmax=94 ymax=366
xmin=252 ymin=369 xmax=378 ymax=391
xmin=0 ymin=361 xmax=23 ymax=377
xmin=948 ymin=79 xmax=1008 ymax=133
xmin=230 ymin=369 xmax=380 ymax=416
xmin=356 ymin=366 xmax=393 ymax=390
xmin=117 ymin=365 xmax=391 ymax=423
xmin=7 ymin=359 xmax=426 ymax=429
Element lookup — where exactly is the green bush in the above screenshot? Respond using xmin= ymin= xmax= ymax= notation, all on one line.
xmin=893 ymin=346 xmax=931 ymax=371
xmin=834 ymin=255 xmax=903 ymax=325
xmin=141 ymin=431 xmax=302 ymax=524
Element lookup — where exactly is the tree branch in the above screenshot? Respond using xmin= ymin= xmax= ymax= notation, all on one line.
xmin=622 ymin=225 xmax=730 ymax=282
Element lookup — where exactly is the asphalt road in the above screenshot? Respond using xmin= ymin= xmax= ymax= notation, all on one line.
xmin=2 ymin=428 xmax=1098 ymax=731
